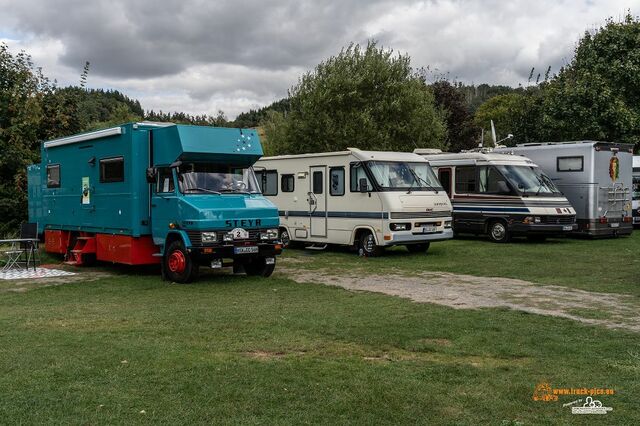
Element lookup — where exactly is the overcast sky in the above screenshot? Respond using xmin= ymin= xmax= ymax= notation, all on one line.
xmin=1 ymin=0 xmax=639 ymax=118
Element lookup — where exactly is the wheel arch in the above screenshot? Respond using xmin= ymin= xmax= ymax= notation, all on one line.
xmin=351 ymin=226 xmax=379 ymax=246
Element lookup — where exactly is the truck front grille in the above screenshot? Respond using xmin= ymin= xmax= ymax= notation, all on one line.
xmin=186 ymin=230 xmax=261 ymax=246
xmin=541 ymin=215 xmax=575 ymax=225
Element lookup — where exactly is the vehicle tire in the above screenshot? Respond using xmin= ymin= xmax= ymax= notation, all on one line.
xmin=163 ymin=239 xmax=199 ymax=283
xmin=406 ymin=242 xmax=430 ymax=253
xmin=358 ymin=231 xmax=384 ymax=257
xmin=527 ymin=235 xmax=547 ymax=243
xmin=488 ymin=220 xmax=511 ymax=243
xmin=279 ymin=228 xmax=291 ymax=248
xmin=244 ymin=257 xmax=276 ymax=277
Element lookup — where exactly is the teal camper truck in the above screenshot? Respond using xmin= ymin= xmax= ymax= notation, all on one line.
xmin=27 ymin=122 xmax=282 ymax=282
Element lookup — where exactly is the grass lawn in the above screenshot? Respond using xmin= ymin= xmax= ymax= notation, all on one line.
xmin=0 ymin=233 xmax=638 ymax=424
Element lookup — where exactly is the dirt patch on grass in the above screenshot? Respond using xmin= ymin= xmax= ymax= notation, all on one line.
xmin=0 ymin=268 xmax=112 ymax=293
xmin=278 ymin=267 xmax=640 ymax=332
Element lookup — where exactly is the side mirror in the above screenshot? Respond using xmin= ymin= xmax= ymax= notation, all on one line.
xmin=146 ymin=167 xmax=157 ymax=184
xmin=497 ymin=180 xmax=510 ymax=194
xmin=359 ymin=178 xmax=369 ymax=193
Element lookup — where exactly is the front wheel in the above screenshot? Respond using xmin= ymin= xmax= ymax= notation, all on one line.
xmin=358 ymin=231 xmax=384 ymax=257
xmin=488 ymin=220 xmax=510 ymax=243
xmin=279 ymin=228 xmax=291 ymax=248
xmin=406 ymin=242 xmax=430 ymax=253
xmin=244 ymin=257 xmax=276 ymax=277
xmin=163 ymin=240 xmax=199 ymax=283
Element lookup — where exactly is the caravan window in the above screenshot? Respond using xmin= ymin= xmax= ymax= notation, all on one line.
xmin=46 ymin=164 xmax=60 ymax=188
xmin=557 ymin=156 xmax=583 ymax=172
xmin=256 ymin=170 xmax=278 ymax=195
xmin=455 ymin=166 xmax=477 ymax=193
xmin=350 ymin=163 xmax=373 ymax=192
xmin=156 ymin=168 xmax=175 ymax=193
xmin=281 ymin=174 xmax=295 ymax=192
xmin=100 ymin=157 xmax=124 ymax=183
xmin=330 ymin=167 xmax=345 ymax=196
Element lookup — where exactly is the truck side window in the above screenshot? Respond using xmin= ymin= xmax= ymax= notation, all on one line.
xmin=557 ymin=156 xmax=583 ymax=172
xmin=478 ymin=166 xmax=509 ymax=194
xmin=330 ymin=167 xmax=345 ymax=196
xmin=256 ymin=170 xmax=278 ymax=195
xmin=156 ymin=168 xmax=174 ymax=193
xmin=350 ymin=163 xmax=372 ymax=192
xmin=312 ymin=171 xmax=323 ymax=194
xmin=46 ymin=164 xmax=60 ymax=188
xmin=281 ymin=174 xmax=295 ymax=192
xmin=100 ymin=157 xmax=124 ymax=183
xmin=455 ymin=166 xmax=476 ymax=193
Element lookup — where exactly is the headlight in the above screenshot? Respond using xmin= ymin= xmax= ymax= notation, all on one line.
xmin=390 ymin=223 xmax=411 ymax=231
xmin=223 ymin=232 xmax=234 ymax=242
xmin=260 ymin=228 xmax=279 ymax=240
xmin=534 ymin=216 xmax=541 ymax=223
xmin=444 ymin=221 xmax=452 ymax=229
xmin=201 ymin=232 xmax=218 ymax=243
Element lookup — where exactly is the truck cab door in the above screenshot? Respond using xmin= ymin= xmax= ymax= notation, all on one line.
xmin=151 ymin=167 xmax=179 ymax=245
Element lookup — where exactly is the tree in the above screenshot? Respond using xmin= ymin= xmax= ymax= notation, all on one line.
xmin=262 ymin=41 xmax=447 ymax=155
xmin=431 ymin=81 xmax=480 ymax=151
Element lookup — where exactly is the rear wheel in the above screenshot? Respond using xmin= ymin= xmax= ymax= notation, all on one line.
xmin=163 ymin=240 xmax=199 ymax=283
xmin=244 ymin=257 xmax=276 ymax=277
xmin=406 ymin=242 xmax=430 ymax=253
xmin=358 ymin=231 xmax=384 ymax=257
xmin=488 ymin=220 xmax=510 ymax=243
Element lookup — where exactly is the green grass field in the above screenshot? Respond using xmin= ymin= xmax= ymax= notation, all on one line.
xmin=0 ymin=234 xmax=638 ymax=424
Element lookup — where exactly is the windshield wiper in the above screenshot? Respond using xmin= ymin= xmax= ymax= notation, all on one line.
xmin=183 ymin=187 xmax=221 ymax=195
xmin=408 ymin=168 xmax=439 ymax=194
xmin=219 ymin=188 xmax=251 ymax=194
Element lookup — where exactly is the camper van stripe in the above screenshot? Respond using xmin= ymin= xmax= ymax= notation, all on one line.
xmin=453 ymin=206 xmax=530 ymax=213
xmin=278 ymin=210 xmax=389 ymax=219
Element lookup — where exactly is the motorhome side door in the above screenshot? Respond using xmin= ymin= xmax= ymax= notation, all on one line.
xmin=438 ymin=168 xmax=452 ymax=197
xmin=309 ymin=166 xmax=327 ymax=237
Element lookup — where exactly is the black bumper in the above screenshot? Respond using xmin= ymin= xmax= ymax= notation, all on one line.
xmin=508 ymin=222 xmax=578 ymax=236
xmin=189 ymin=243 xmax=282 ymax=264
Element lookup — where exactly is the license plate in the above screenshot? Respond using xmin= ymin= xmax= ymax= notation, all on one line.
xmin=420 ymin=226 xmax=438 ymax=234
xmin=562 ymin=225 xmax=573 ymax=231
xmin=234 ymin=246 xmax=258 ymax=254
xmin=610 ymin=222 xmax=619 ymax=228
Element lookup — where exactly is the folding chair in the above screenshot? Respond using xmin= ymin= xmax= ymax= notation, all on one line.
xmin=1 ymin=223 xmax=39 ymax=272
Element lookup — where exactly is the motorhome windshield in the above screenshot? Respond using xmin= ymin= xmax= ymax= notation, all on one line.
xmin=367 ymin=161 xmax=442 ymax=191
xmin=177 ymin=163 xmax=260 ymax=195
xmin=497 ymin=165 xmax=560 ymax=196
xmin=633 ymin=176 xmax=640 ymax=200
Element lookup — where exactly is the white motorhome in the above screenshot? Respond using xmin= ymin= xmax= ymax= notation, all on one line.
xmin=630 ymin=155 xmax=639 ymax=227
xmin=496 ymin=142 xmax=634 ymax=237
xmin=256 ymin=149 xmax=453 ymax=256
xmin=415 ymin=149 xmax=577 ymax=242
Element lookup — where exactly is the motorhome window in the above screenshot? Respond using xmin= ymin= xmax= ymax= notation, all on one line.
xmin=281 ymin=174 xmax=295 ymax=192
xmin=438 ymin=169 xmax=451 ymax=196
xmin=350 ymin=163 xmax=373 ymax=192
xmin=557 ymin=156 xmax=584 ymax=172
xmin=478 ymin=166 xmax=511 ymax=194
xmin=497 ymin=165 xmax=560 ymax=195
xmin=455 ymin=166 xmax=477 ymax=193
xmin=255 ymin=170 xmax=277 ymax=195
xmin=312 ymin=171 xmax=323 ymax=194
xmin=157 ymin=168 xmax=175 ymax=193
xmin=179 ymin=163 xmax=262 ymax=194
xmin=46 ymin=164 xmax=60 ymax=188
xmin=100 ymin=157 xmax=124 ymax=183
xmin=330 ymin=167 xmax=345 ymax=196
xmin=633 ymin=177 xmax=640 ymax=200
xmin=367 ymin=161 xmax=442 ymax=191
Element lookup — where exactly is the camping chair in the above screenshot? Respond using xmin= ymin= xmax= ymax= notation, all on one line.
xmin=1 ymin=223 xmax=39 ymax=272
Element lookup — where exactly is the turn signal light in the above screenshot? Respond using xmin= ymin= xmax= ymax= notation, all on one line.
xmin=623 ymin=216 xmax=632 ymax=223
xmin=169 ymin=222 xmax=177 ymax=229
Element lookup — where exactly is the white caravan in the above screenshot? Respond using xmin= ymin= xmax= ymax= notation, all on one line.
xmin=496 ymin=142 xmax=634 ymax=237
xmin=415 ymin=149 xmax=577 ymax=243
xmin=256 ymin=149 xmax=453 ymax=256
xmin=631 ymin=155 xmax=639 ymax=227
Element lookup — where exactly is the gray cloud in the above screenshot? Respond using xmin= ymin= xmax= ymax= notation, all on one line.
xmin=1 ymin=0 xmax=639 ymax=118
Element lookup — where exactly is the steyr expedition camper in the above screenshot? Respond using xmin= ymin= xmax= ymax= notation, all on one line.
xmin=633 ymin=156 xmax=640 ymax=227
xmin=416 ymin=150 xmax=577 ymax=243
xmin=256 ymin=149 xmax=453 ymax=256
xmin=27 ymin=122 xmax=282 ymax=283
xmin=496 ymin=142 xmax=634 ymax=237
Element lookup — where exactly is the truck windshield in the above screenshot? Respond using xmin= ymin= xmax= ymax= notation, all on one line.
xmin=633 ymin=177 xmax=640 ymax=200
xmin=367 ymin=161 xmax=443 ymax=191
xmin=177 ymin=163 xmax=260 ymax=194
xmin=497 ymin=165 xmax=561 ymax=196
